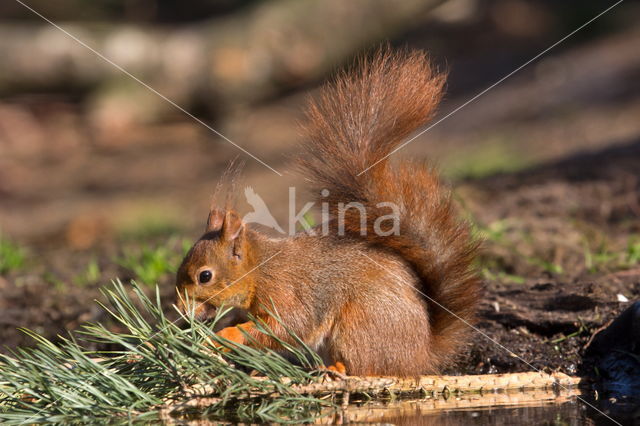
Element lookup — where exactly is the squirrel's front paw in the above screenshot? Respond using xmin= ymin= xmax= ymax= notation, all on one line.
xmin=214 ymin=321 xmax=254 ymax=348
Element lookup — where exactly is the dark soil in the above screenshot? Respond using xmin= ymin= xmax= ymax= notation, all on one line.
xmin=448 ymin=137 xmax=640 ymax=375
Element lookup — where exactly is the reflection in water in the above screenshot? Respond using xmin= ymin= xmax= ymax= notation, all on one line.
xmin=380 ymin=402 xmax=605 ymax=425
xmin=324 ymin=390 xmax=639 ymax=425
xmin=163 ymin=387 xmax=638 ymax=424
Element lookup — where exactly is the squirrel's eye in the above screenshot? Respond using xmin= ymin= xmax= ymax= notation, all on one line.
xmin=198 ymin=270 xmax=213 ymax=284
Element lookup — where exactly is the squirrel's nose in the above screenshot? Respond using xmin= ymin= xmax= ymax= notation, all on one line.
xmin=192 ymin=300 xmax=217 ymax=321
xmin=175 ymin=289 xmax=208 ymax=318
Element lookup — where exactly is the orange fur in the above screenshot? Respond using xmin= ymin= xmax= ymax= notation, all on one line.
xmin=176 ymin=47 xmax=483 ymax=376
xmin=216 ymin=321 xmax=254 ymax=346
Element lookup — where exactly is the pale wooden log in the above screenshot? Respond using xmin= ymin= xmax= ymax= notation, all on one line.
xmin=0 ymin=0 xmax=445 ymax=105
xmin=290 ymin=371 xmax=584 ymax=395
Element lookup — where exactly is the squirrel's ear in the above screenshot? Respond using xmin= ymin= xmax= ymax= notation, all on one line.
xmin=222 ymin=211 xmax=245 ymax=259
xmin=206 ymin=209 xmax=225 ymax=233
xmin=222 ymin=211 xmax=244 ymax=241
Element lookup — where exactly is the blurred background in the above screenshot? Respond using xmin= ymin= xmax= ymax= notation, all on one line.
xmin=1 ymin=0 xmax=639 ymax=369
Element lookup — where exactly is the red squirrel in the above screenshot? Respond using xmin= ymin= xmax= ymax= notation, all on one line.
xmin=175 ymin=48 xmax=482 ymax=377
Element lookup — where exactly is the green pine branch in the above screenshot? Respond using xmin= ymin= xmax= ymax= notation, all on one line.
xmin=0 ymin=280 xmax=334 ymax=423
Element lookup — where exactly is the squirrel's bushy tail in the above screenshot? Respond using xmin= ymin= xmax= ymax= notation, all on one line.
xmin=298 ymin=47 xmax=482 ymax=369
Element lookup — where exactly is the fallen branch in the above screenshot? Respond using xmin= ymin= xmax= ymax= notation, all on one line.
xmin=164 ymin=372 xmax=584 ymax=421
xmin=291 ymin=371 xmax=584 ymax=395
xmin=178 ymin=371 xmax=584 ymax=400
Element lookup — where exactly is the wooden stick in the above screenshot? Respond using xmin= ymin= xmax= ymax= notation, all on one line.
xmin=292 ymin=371 xmax=584 ymax=395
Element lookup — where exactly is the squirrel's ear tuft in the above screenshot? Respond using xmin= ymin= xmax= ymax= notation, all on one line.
xmin=206 ymin=209 xmax=225 ymax=233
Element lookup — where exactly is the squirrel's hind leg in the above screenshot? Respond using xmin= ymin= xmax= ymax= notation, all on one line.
xmin=326 ymin=361 xmax=347 ymax=375
xmin=328 ymin=283 xmax=434 ymax=377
